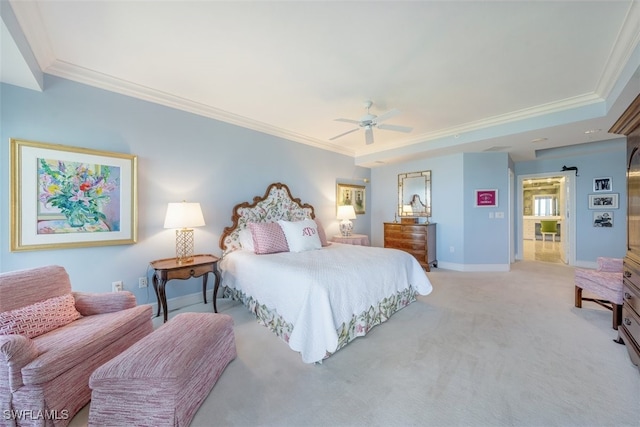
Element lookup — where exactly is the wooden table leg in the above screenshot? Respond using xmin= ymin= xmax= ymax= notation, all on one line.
xmin=212 ymin=269 xmax=221 ymax=313
xmin=152 ymin=274 xmax=161 ymax=317
xmin=158 ymin=278 xmax=169 ymax=323
xmin=202 ymin=273 xmax=208 ymax=304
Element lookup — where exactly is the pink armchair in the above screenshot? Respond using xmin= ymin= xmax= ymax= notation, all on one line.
xmin=0 ymin=265 xmax=153 ymax=427
xmin=574 ymin=257 xmax=624 ymax=329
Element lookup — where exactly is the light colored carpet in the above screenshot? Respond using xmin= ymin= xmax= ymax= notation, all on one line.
xmin=70 ymin=260 xmax=639 ymax=426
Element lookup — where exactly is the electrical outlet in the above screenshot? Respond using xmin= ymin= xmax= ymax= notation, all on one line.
xmin=112 ymin=281 xmax=123 ymax=292
xmin=450 ymin=246 xmax=455 ymax=253
xmin=139 ymin=277 xmax=148 ymax=288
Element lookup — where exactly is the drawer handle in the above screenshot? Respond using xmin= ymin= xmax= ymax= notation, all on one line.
xmin=190 ymin=269 xmax=195 ymax=276
xmin=624 ymin=270 xmax=632 ymax=278
xmin=625 ymin=292 xmax=633 ymax=300
xmin=624 ymin=318 xmax=632 ymax=326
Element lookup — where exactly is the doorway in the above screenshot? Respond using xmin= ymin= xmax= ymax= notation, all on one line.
xmin=517 ymin=171 xmax=576 ymax=265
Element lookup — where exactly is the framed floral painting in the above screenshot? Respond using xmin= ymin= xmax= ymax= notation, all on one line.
xmin=10 ymin=139 xmax=137 ymax=251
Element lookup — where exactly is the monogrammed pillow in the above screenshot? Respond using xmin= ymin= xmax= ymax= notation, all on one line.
xmin=278 ymin=219 xmax=322 ymax=252
xmin=249 ymin=222 xmax=289 ymax=254
xmin=0 ymin=294 xmax=81 ymax=339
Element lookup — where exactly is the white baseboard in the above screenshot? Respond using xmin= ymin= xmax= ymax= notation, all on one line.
xmin=435 ymin=262 xmax=510 ymax=272
xmin=144 ymin=289 xmax=215 ymax=315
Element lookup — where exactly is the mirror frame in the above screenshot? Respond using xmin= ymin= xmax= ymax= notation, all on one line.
xmin=398 ymin=170 xmax=432 ymax=218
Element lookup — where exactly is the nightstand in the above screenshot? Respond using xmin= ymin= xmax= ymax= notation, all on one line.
xmin=331 ymin=234 xmax=370 ymax=246
xmin=150 ymin=254 xmax=221 ymax=322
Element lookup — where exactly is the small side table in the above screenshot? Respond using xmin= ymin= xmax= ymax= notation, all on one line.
xmin=150 ymin=254 xmax=221 ymax=322
xmin=331 ymin=234 xmax=370 ymax=246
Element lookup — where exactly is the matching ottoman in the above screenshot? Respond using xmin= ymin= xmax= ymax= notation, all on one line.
xmin=88 ymin=312 xmax=236 ymax=427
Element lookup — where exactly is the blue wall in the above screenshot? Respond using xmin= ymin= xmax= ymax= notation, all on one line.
xmin=373 ymin=145 xmax=626 ymax=271
xmin=463 ymin=153 xmax=510 ymax=268
xmin=515 ymin=141 xmax=628 ymax=264
xmin=1 ymin=76 xmax=370 ymax=305
xmin=371 ymin=152 xmax=511 ymax=271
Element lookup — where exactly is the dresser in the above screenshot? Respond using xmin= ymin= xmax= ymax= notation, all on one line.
xmin=383 ymin=222 xmax=436 ymax=271
xmin=610 ymin=93 xmax=640 ymax=370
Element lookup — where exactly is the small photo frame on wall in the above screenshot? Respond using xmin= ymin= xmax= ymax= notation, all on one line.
xmin=593 ymin=211 xmax=613 ymax=227
xmin=475 ymin=189 xmax=498 ymax=207
xmin=593 ymin=177 xmax=612 ymax=192
xmin=10 ymin=139 xmax=138 ymax=251
xmin=336 ymin=183 xmax=366 ymax=215
xmin=588 ymin=193 xmax=618 ymax=209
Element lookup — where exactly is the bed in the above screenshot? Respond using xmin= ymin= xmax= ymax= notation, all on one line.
xmin=218 ymin=182 xmax=433 ymax=363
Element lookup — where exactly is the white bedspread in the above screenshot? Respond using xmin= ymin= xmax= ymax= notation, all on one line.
xmin=219 ymin=243 xmax=433 ymax=363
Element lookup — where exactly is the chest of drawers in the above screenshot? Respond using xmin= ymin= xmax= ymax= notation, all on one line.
xmin=610 ymin=92 xmax=640 ymax=371
xmin=383 ymin=223 xmax=436 ymax=271
xmin=620 ymin=257 xmax=640 ymax=368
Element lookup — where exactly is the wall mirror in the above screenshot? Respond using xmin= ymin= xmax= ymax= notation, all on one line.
xmin=398 ymin=170 xmax=432 ymax=218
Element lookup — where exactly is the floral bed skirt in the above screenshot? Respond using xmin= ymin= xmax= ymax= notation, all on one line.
xmin=222 ymin=285 xmax=418 ymax=362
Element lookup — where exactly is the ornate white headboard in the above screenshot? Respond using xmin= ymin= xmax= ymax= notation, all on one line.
xmin=219 ymin=182 xmax=315 ymax=255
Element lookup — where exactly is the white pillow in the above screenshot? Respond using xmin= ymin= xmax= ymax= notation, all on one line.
xmin=238 ymin=228 xmax=255 ymax=252
xmin=277 ymin=219 xmax=322 ymax=252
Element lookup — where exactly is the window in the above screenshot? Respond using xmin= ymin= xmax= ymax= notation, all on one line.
xmin=533 ymin=195 xmax=558 ymax=216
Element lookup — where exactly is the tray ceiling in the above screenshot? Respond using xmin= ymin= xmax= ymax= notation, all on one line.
xmin=2 ymin=1 xmax=640 ymax=166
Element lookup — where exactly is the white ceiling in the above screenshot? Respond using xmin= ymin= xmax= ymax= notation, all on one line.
xmin=2 ymin=1 xmax=640 ymax=167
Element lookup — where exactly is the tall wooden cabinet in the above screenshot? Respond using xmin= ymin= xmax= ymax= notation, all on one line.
xmin=384 ymin=222 xmax=437 ymax=271
xmin=610 ymin=93 xmax=640 ymax=370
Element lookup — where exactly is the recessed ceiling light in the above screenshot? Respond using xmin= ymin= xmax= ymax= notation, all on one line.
xmin=584 ymin=129 xmax=601 ymax=134
xmin=531 ymin=137 xmax=548 ymax=143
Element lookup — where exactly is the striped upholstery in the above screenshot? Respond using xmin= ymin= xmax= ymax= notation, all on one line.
xmin=0 ymin=265 xmax=153 ymax=427
xmin=89 ymin=312 xmax=237 ymax=427
xmin=575 ymin=257 xmax=624 ymax=304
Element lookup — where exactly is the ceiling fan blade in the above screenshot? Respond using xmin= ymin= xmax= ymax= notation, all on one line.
xmin=377 ymin=123 xmax=413 ymax=133
xmin=365 ymin=127 xmax=374 ymax=145
xmin=373 ymin=108 xmax=401 ymax=124
xmin=334 ymin=118 xmax=361 ymax=125
xmin=329 ymin=128 xmax=359 ymax=141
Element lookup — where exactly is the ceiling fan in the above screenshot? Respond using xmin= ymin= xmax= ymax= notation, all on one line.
xmin=329 ymin=100 xmax=413 ymax=145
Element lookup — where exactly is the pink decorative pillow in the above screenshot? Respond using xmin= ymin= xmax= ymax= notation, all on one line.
xmin=0 ymin=294 xmax=81 ymax=339
xmin=314 ymin=218 xmax=330 ymax=247
xmin=249 ymin=222 xmax=289 ymax=255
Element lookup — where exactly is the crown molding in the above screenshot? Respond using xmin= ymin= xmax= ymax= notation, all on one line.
xmin=595 ymin=0 xmax=640 ymax=98
xmin=44 ymin=60 xmax=356 ymax=157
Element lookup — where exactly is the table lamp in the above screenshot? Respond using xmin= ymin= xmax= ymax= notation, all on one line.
xmin=163 ymin=201 xmax=205 ymax=264
xmin=337 ymin=205 xmax=356 ymax=237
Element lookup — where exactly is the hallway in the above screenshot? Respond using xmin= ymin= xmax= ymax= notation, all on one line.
xmin=523 ymin=239 xmax=564 ymax=264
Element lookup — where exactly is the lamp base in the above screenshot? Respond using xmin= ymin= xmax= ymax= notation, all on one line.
xmin=175 ymin=228 xmax=195 ymax=264
xmin=339 ymin=220 xmax=353 ymax=237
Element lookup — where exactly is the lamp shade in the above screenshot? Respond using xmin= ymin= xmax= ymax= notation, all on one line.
xmin=336 ymin=205 xmax=356 ymax=220
xmin=163 ymin=202 xmax=205 ymax=229
xmin=402 ymin=204 xmax=413 ymax=214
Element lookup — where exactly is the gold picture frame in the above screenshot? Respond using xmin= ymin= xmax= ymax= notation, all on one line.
xmin=10 ymin=139 xmax=138 ymax=251
xmin=336 ymin=183 xmax=366 ymax=215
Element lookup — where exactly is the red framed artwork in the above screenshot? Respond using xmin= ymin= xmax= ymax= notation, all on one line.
xmin=475 ymin=189 xmax=498 ymax=207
